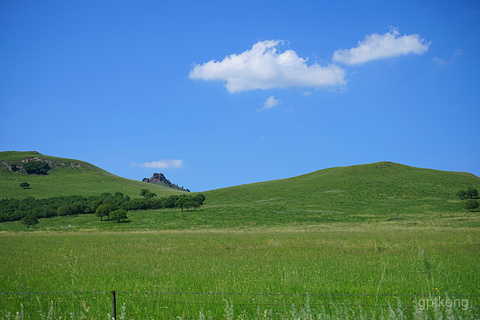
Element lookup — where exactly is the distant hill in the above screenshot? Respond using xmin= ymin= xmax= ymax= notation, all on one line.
xmin=142 ymin=173 xmax=190 ymax=192
xmin=203 ymin=161 xmax=480 ymax=222
xmin=2 ymin=152 xmax=479 ymax=222
xmin=1 ymin=154 xmax=479 ymax=229
xmin=0 ymin=151 xmax=186 ymax=199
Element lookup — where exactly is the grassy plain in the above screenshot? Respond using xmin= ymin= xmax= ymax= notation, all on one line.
xmin=1 ymin=153 xmax=480 ymax=318
xmin=1 ymin=225 xmax=479 ymax=319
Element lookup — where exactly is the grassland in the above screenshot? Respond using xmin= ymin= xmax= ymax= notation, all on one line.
xmin=203 ymin=161 xmax=480 ymax=223
xmin=0 ymin=226 xmax=479 ymax=319
xmin=1 ymin=153 xmax=479 ymax=318
xmin=0 ymin=151 xmax=184 ymax=199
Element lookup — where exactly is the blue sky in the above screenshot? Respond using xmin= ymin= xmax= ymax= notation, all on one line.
xmin=1 ymin=0 xmax=479 ymax=192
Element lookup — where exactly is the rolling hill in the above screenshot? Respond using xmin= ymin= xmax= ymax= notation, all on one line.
xmin=1 ymin=152 xmax=479 ymax=229
xmin=200 ymin=161 xmax=480 ymax=226
xmin=0 ymin=151 xmax=185 ymax=199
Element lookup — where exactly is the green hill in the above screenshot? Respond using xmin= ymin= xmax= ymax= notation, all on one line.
xmin=0 ymin=151 xmax=185 ymax=199
xmin=1 ymin=152 xmax=479 ymax=230
xmin=201 ymin=161 xmax=480 ymax=226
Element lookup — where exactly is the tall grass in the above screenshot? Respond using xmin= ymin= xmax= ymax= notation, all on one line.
xmin=1 ymin=226 xmax=478 ymax=319
xmin=3 ymin=295 xmax=478 ymax=319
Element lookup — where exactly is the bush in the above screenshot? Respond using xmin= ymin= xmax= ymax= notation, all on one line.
xmin=20 ymin=182 xmax=30 ymax=189
xmin=465 ymin=199 xmax=479 ymax=212
xmin=466 ymin=187 xmax=479 ymax=199
xmin=23 ymin=161 xmax=50 ymax=175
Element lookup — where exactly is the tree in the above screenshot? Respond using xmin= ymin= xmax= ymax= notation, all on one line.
xmin=95 ymin=204 xmax=114 ymax=221
xmin=163 ymin=195 xmax=179 ymax=209
xmin=140 ymin=189 xmax=150 ymax=198
xmin=466 ymin=187 xmax=479 ymax=199
xmin=175 ymin=196 xmax=202 ymax=211
xmin=110 ymin=209 xmax=128 ymax=223
xmin=193 ymin=193 xmax=206 ymax=205
xmin=21 ymin=214 xmax=39 ymax=228
xmin=465 ymin=199 xmax=479 ymax=212
xmin=190 ymin=198 xmax=200 ymax=211
xmin=20 ymin=182 xmax=30 ymax=189
xmin=57 ymin=205 xmax=73 ymax=218
xmin=175 ymin=196 xmax=188 ymax=211
xmin=146 ymin=191 xmax=157 ymax=199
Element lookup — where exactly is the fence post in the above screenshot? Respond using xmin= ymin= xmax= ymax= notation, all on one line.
xmin=112 ymin=290 xmax=117 ymax=320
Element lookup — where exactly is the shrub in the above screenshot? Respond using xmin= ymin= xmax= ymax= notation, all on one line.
xmin=465 ymin=199 xmax=479 ymax=212
xmin=466 ymin=187 xmax=479 ymax=199
xmin=23 ymin=161 xmax=50 ymax=175
xmin=20 ymin=182 xmax=30 ymax=189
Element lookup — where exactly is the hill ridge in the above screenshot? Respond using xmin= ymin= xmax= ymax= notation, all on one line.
xmin=1 ymin=151 xmax=480 ymax=229
xmin=0 ymin=151 xmax=186 ymax=199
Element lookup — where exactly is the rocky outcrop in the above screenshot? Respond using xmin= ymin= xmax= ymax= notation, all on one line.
xmin=142 ymin=173 xmax=190 ymax=192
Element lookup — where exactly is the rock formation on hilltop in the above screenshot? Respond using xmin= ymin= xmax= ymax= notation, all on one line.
xmin=142 ymin=173 xmax=190 ymax=192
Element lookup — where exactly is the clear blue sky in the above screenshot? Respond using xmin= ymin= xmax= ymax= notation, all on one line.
xmin=1 ymin=0 xmax=479 ymax=191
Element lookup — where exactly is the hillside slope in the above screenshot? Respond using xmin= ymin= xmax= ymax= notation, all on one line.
xmin=202 ymin=161 xmax=480 ymax=224
xmin=1 ymin=156 xmax=479 ymax=230
xmin=0 ymin=151 xmax=185 ymax=199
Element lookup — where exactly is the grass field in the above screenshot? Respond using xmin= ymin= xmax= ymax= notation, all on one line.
xmin=1 ymin=153 xmax=479 ymax=319
xmin=0 ymin=151 xmax=184 ymax=199
xmin=1 ymin=225 xmax=479 ymax=319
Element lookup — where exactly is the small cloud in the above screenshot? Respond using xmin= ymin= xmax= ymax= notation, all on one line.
xmin=257 ymin=96 xmax=280 ymax=111
xmin=432 ymin=57 xmax=447 ymax=66
xmin=432 ymin=49 xmax=464 ymax=66
xmin=189 ymin=40 xmax=346 ymax=93
xmin=302 ymin=91 xmax=313 ymax=97
xmin=332 ymin=28 xmax=430 ymax=65
xmin=137 ymin=159 xmax=184 ymax=169
xmin=452 ymin=49 xmax=463 ymax=62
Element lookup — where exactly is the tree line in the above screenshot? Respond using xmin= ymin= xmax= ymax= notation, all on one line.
xmin=0 ymin=191 xmax=206 ymax=227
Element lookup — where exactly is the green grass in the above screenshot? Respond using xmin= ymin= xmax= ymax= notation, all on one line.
xmin=1 ymin=153 xmax=480 ymax=318
xmin=1 ymin=203 xmax=479 ymax=233
xmin=205 ymin=161 xmax=479 ymax=214
xmin=197 ymin=161 xmax=480 ymax=228
xmin=1 ymin=156 xmax=479 ymax=231
xmin=0 ymin=151 xmax=185 ymax=199
xmin=0 ymin=226 xmax=479 ymax=319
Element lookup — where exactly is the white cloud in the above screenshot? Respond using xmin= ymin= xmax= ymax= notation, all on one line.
xmin=452 ymin=49 xmax=463 ymax=62
xmin=137 ymin=159 xmax=184 ymax=169
xmin=258 ymin=95 xmax=280 ymax=111
xmin=432 ymin=57 xmax=447 ymax=66
xmin=432 ymin=49 xmax=463 ymax=66
xmin=332 ymin=28 xmax=430 ymax=65
xmin=189 ymin=40 xmax=346 ymax=93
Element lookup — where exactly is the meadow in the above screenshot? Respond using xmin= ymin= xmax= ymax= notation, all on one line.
xmin=1 ymin=153 xmax=479 ymax=319
xmin=0 ymin=151 xmax=183 ymax=199
xmin=1 ymin=224 xmax=479 ymax=319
